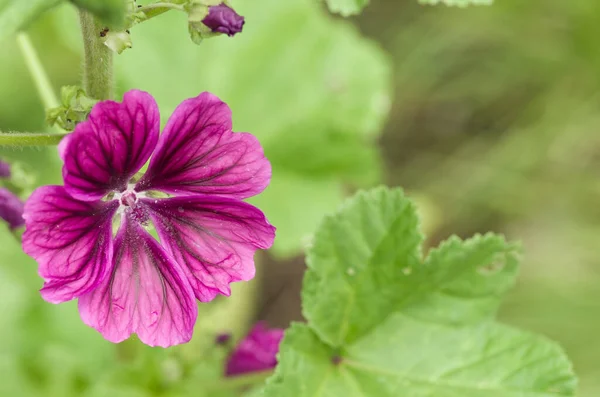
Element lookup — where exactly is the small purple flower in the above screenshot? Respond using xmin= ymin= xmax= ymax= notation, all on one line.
xmin=202 ymin=3 xmax=245 ymax=37
xmin=0 ymin=188 xmax=24 ymax=230
xmin=225 ymin=322 xmax=284 ymax=376
xmin=22 ymin=90 xmax=275 ymax=347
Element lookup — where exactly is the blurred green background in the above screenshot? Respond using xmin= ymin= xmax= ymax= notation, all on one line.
xmin=0 ymin=0 xmax=598 ymax=395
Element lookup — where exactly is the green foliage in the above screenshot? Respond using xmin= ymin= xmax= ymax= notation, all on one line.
xmin=263 ymin=187 xmax=577 ymax=396
xmin=113 ymin=0 xmax=391 ymax=257
xmin=0 ymin=0 xmax=592 ymax=395
xmin=46 ymin=85 xmax=98 ymax=130
xmin=0 ymin=0 xmax=63 ymax=40
xmin=324 ymin=0 xmax=369 ymax=16
xmin=418 ymin=0 xmax=493 ymax=5
xmin=69 ymin=0 xmax=126 ymax=28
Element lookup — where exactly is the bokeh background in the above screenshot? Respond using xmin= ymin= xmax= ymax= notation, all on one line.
xmin=0 ymin=0 xmax=598 ymax=395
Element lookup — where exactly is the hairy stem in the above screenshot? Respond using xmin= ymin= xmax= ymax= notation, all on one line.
xmin=79 ymin=11 xmax=113 ymax=100
xmin=0 ymin=132 xmax=67 ymax=147
xmin=137 ymin=2 xmax=184 ymax=13
xmin=16 ymin=33 xmax=59 ymax=109
xmin=137 ymin=0 xmax=187 ymax=21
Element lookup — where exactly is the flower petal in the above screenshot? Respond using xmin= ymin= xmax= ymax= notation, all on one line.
xmin=225 ymin=322 xmax=284 ymax=376
xmin=135 ymin=92 xmax=270 ymax=199
xmin=22 ymin=186 xmax=118 ymax=303
xmin=78 ymin=216 xmax=197 ymax=347
xmin=63 ymin=90 xmax=160 ymax=201
xmin=57 ymin=133 xmax=72 ymax=162
xmin=142 ymin=195 xmax=275 ymax=302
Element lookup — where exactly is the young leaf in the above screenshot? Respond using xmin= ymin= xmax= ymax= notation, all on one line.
xmin=68 ymin=0 xmax=126 ymax=29
xmin=264 ymin=187 xmax=577 ymax=397
xmin=419 ymin=0 xmax=493 ymax=6
xmin=0 ymin=0 xmax=63 ymax=40
xmin=324 ymin=0 xmax=369 ymax=16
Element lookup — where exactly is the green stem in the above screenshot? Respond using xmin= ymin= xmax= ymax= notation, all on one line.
xmin=16 ymin=33 xmax=59 ymax=109
xmin=138 ymin=2 xmax=184 ymax=12
xmin=79 ymin=11 xmax=113 ymax=100
xmin=0 ymin=132 xmax=67 ymax=146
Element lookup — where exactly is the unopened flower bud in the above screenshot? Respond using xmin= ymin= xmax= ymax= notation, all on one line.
xmin=0 ymin=188 xmax=24 ymax=230
xmin=202 ymin=3 xmax=244 ymax=37
xmin=225 ymin=322 xmax=284 ymax=376
xmin=215 ymin=332 xmax=232 ymax=345
xmin=0 ymin=160 xmax=10 ymax=178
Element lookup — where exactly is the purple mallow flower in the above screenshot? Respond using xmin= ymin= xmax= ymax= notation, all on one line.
xmin=202 ymin=3 xmax=245 ymax=37
xmin=22 ymin=90 xmax=275 ymax=347
xmin=225 ymin=322 xmax=284 ymax=376
xmin=0 ymin=188 xmax=25 ymax=230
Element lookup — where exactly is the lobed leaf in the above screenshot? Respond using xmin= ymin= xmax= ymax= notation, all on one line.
xmin=265 ymin=187 xmax=577 ymax=397
xmin=303 ymin=187 xmax=423 ymax=347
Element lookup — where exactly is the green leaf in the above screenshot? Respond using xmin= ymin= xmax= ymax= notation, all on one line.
xmin=264 ymin=187 xmax=577 ymax=397
xmin=115 ymin=0 xmax=391 ymax=257
xmin=303 ymin=188 xmax=423 ymax=347
xmin=0 ymin=0 xmax=64 ymax=40
xmin=68 ymin=0 xmax=126 ymax=28
xmin=418 ymin=0 xmax=493 ymax=6
xmin=324 ymin=0 xmax=369 ymax=17
xmin=248 ymin=172 xmax=345 ymax=257
xmin=268 ymin=322 xmax=576 ymax=397
xmin=265 ymin=123 xmax=381 ymax=186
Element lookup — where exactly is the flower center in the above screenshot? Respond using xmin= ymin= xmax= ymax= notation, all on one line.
xmin=114 ymin=189 xmax=150 ymax=226
xmin=120 ymin=191 xmax=137 ymax=207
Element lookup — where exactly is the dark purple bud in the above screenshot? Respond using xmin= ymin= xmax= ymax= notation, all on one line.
xmin=0 ymin=188 xmax=24 ymax=230
xmin=202 ymin=3 xmax=245 ymax=37
xmin=215 ymin=332 xmax=232 ymax=345
xmin=0 ymin=160 xmax=10 ymax=178
xmin=225 ymin=322 xmax=284 ymax=376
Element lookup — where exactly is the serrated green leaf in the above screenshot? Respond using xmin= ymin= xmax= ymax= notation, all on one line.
xmin=264 ymin=187 xmax=576 ymax=397
xmin=0 ymin=0 xmax=63 ymax=40
xmin=401 ymin=235 xmax=520 ymax=326
xmin=68 ymin=0 xmax=126 ymax=28
xmin=303 ymin=188 xmax=521 ymax=346
xmin=263 ymin=324 xmax=349 ymax=396
xmin=115 ymin=0 xmax=391 ymax=257
xmin=267 ymin=322 xmax=575 ymax=397
xmin=418 ymin=0 xmax=493 ymax=6
xmin=345 ymin=315 xmax=575 ymax=397
xmin=303 ymin=187 xmax=423 ymax=347
xmin=324 ymin=0 xmax=369 ymax=17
